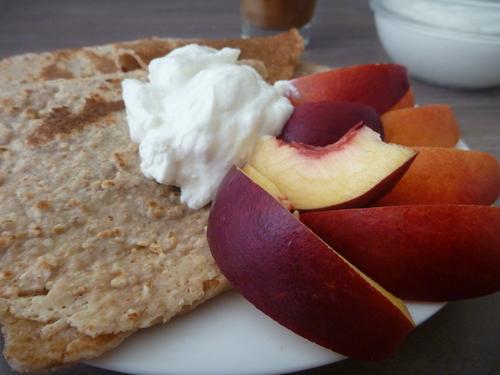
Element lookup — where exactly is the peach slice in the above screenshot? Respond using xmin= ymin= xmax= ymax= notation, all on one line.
xmin=208 ymin=167 xmax=415 ymax=360
xmin=382 ymin=105 xmax=460 ymax=147
xmin=301 ymin=205 xmax=500 ymax=301
xmin=390 ymin=89 xmax=415 ymax=111
xmin=291 ymin=64 xmax=413 ymax=114
xmin=279 ymin=101 xmax=384 ymax=146
xmin=248 ymin=124 xmax=417 ymax=210
xmin=241 ymin=164 xmax=292 ymax=210
xmin=372 ymin=147 xmax=500 ymax=206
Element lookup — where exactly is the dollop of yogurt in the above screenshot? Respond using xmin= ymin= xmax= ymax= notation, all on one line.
xmin=122 ymin=44 xmax=294 ymax=209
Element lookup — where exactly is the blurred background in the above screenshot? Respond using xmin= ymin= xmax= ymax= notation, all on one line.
xmin=0 ymin=1 xmax=498 ymax=374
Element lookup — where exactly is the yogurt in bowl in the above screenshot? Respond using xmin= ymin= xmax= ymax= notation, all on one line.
xmin=370 ymin=0 xmax=500 ymax=89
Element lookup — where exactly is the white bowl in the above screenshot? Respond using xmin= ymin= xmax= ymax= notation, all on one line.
xmin=370 ymin=0 xmax=500 ymax=89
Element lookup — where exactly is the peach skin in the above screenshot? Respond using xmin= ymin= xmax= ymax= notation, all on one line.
xmin=382 ymin=105 xmax=460 ymax=147
xmin=279 ymin=101 xmax=384 ymax=146
xmin=208 ymin=167 xmax=415 ymax=361
xmin=291 ymin=64 xmax=413 ymax=114
xmin=301 ymin=205 xmax=500 ymax=301
xmin=372 ymin=147 xmax=500 ymax=206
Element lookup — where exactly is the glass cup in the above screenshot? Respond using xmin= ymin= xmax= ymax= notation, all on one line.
xmin=240 ymin=0 xmax=317 ymax=45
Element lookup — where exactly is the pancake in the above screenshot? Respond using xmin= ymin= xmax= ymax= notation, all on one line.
xmin=0 ymin=29 xmax=303 ymax=88
xmin=0 ymin=34 xmax=307 ymax=372
xmin=0 ymin=71 xmax=231 ymax=371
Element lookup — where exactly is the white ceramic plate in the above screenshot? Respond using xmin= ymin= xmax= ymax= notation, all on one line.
xmin=90 ymin=140 xmax=469 ymax=375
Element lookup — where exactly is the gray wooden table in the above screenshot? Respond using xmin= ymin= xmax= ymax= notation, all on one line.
xmin=0 ymin=0 xmax=499 ymax=374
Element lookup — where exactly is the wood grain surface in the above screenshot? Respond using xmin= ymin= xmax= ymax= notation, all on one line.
xmin=0 ymin=1 xmax=499 ymax=375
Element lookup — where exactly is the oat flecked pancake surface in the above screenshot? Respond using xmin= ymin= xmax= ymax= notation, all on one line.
xmin=0 ymin=35 xmax=306 ymax=372
xmin=0 ymin=71 xmax=231 ymax=372
xmin=0 ymin=29 xmax=303 ymax=88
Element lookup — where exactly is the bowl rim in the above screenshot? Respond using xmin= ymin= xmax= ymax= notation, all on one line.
xmin=370 ymin=0 xmax=500 ymax=41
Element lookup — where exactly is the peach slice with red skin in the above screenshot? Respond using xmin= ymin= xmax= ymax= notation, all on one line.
xmin=241 ymin=164 xmax=293 ymax=210
xmin=279 ymin=101 xmax=384 ymax=146
xmin=291 ymin=64 xmax=414 ymax=114
xmin=382 ymin=105 xmax=460 ymax=147
xmin=248 ymin=124 xmax=417 ymax=210
xmin=372 ymin=147 xmax=500 ymax=206
xmin=207 ymin=167 xmax=415 ymax=360
xmin=301 ymin=205 xmax=500 ymax=301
